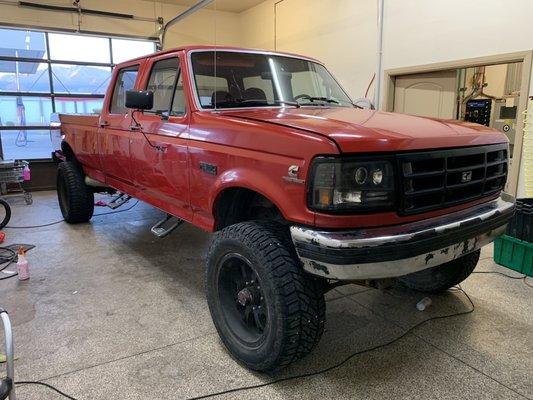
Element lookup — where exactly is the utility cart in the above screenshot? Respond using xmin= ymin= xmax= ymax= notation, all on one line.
xmin=0 ymin=161 xmax=32 ymax=206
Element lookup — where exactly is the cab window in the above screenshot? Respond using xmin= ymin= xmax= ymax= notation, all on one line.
xmin=145 ymin=57 xmax=185 ymax=117
xmin=109 ymin=66 xmax=139 ymax=114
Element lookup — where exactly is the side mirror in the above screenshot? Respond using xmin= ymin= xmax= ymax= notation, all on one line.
xmin=125 ymin=90 xmax=153 ymax=110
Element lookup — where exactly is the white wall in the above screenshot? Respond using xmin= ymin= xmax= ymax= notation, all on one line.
xmin=382 ymin=0 xmax=533 ymax=197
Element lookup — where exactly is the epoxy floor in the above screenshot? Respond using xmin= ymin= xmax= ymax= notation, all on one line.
xmin=0 ymin=191 xmax=531 ymax=400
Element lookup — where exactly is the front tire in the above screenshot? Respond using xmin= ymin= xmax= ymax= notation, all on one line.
xmin=57 ymin=161 xmax=94 ymax=223
xmin=398 ymin=250 xmax=480 ymax=293
xmin=206 ymin=221 xmax=325 ymax=371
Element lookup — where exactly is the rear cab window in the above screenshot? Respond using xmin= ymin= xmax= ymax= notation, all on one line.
xmin=109 ymin=65 xmax=140 ymax=114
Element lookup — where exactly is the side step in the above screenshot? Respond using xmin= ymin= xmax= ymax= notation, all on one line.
xmin=151 ymin=214 xmax=184 ymax=238
xmin=107 ymin=193 xmax=131 ymax=209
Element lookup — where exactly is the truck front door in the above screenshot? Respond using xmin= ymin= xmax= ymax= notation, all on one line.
xmin=130 ymin=54 xmax=192 ymax=221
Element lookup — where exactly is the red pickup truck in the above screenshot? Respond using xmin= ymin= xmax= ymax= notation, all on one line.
xmin=55 ymin=46 xmax=514 ymax=371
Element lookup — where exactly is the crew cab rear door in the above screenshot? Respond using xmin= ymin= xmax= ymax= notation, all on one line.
xmin=130 ymin=52 xmax=192 ymax=221
xmin=99 ymin=60 xmax=143 ymax=189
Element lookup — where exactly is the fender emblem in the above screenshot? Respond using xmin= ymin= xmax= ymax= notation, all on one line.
xmin=283 ymin=165 xmax=305 ymax=184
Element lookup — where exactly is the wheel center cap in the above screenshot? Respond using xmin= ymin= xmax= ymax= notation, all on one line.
xmin=237 ymin=288 xmax=253 ymax=306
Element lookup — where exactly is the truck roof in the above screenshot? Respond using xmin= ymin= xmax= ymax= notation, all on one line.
xmin=118 ymin=45 xmax=321 ymax=67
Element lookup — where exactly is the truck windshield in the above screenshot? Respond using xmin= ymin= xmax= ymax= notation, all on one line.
xmin=190 ymin=51 xmax=354 ymax=109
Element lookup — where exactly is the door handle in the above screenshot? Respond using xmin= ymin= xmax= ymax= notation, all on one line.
xmin=99 ymin=121 xmax=109 ymax=128
xmin=129 ymin=125 xmax=141 ymax=131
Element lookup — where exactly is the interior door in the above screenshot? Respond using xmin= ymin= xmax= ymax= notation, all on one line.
xmin=394 ymin=70 xmax=457 ymax=119
xmin=130 ymin=54 xmax=192 ymax=221
xmin=99 ymin=63 xmax=140 ymax=188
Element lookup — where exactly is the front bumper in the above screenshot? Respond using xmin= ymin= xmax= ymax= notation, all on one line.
xmin=290 ymin=193 xmax=515 ymax=280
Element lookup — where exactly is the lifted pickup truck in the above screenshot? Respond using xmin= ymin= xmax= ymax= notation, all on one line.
xmin=55 ymin=46 xmax=514 ymax=371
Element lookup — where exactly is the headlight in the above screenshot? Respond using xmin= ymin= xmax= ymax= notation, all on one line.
xmin=308 ymin=157 xmax=395 ymax=212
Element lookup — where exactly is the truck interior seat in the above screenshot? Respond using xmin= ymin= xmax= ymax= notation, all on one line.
xmin=211 ymin=90 xmax=232 ymax=106
xmin=243 ymin=88 xmax=267 ymax=101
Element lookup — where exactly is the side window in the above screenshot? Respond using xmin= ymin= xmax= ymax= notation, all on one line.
xmin=109 ymin=66 xmax=139 ymax=114
xmin=146 ymin=58 xmax=182 ymax=115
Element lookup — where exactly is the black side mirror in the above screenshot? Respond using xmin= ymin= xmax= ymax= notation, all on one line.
xmin=125 ymin=90 xmax=153 ymax=110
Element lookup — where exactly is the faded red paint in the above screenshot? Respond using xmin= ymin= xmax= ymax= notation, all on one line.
xmin=58 ymin=46 xmax=508 ymax=232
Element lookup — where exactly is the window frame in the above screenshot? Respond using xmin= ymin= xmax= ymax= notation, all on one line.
xmin=187 ymin=49 xmax=354 ymax=112
xmin=0 ymin=26 xmax=156 ymax=160
xmin=109 ymin=65 xmax=140 ymax=115
xmin=142 ymin=55 xmax=187 ymax=120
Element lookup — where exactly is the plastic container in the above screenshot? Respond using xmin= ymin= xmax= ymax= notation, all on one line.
xmin=506 ymin=198 xmax=533 ymax=243
xmin=493 ymin=235 xmax=533 ymax=277
xmin=16 ymin=246 xmax=29 ymax=281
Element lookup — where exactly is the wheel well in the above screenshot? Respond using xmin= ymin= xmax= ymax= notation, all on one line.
xmin=213 ymin=188 xmax=284 ymax=231
xmin=61 ymin=141 xmax=76 ymax=162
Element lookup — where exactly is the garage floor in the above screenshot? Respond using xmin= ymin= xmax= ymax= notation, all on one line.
xmin=1 ymin=191 xmax=531 ymax=400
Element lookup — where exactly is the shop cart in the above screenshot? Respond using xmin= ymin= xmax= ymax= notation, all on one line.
xmin=0 ymin=161 xmax=32 ymax=206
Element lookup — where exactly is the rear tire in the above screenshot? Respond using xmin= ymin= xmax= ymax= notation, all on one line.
xmin=398 ymin=250 xmax=480 ymax=293
xmin=0 ymin=198 xmax=11 ymax=230
xmin=206 ymin=221 xmax=325 ymax=371
xmin=57 ymin=161 xmax=94 ymax=223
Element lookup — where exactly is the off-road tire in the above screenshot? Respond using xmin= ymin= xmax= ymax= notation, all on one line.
xmin=206 ymin=221 xmax=326 ymax=371
xmin=57 ymin=161 xmax=94 ymax=223
xmin=0 ymin=198 xmax=11 ymax=230
xmin=398 ymin=250 xmax=480 ymax=293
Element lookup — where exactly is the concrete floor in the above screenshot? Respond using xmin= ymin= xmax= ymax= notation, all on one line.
xmin=0 ymin=191 xmax=531 ymax=400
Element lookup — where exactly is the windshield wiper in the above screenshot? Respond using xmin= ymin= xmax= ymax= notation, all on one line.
xmin=300 ymin=96 xmax=340 ymax=105
xmin=274 ymin=100 xmax=300 ymax=108
xmin=233 ymin=98 xmax=300 ymax=108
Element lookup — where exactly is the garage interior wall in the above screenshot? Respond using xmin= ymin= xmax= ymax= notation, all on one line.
xmin=0 ymin=0 xmax=530 ymax=197
xmin=0 ymin=0 xmax=241 ymax=47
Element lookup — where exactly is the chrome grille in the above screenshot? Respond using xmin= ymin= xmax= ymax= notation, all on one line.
xmin=398 ymin=144 xmax=508 ymax=214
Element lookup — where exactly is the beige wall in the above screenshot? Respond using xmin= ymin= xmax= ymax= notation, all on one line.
xmin=1 ymin=0 xmax=530 ymax=196
xmin=0 ymin=0 xmax=241 ymax=47
xmin=239 ymin=0 xmax=376 ymax=100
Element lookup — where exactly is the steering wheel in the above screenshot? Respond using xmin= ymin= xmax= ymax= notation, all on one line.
xmin=294 ymin=94 xmax=312 ymax=101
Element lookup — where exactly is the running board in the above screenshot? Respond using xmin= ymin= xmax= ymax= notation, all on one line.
xmin=151 ymin=214 xmax=184 ymax=238
xmin=107 ymin=193 xmax=131 ymax=209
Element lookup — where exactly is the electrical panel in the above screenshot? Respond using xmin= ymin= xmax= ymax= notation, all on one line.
xmin=465 ymin=99 xmax=492 ymax=126
xmin=491 ymin=97 xmax=519 ymax=154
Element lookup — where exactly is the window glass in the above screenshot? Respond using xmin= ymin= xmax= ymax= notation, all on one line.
xmin=146 ymin=58 xmax=180 ymax=114
xmin=0 ymin=28 xmax=47 ymax=59
xmin=0 ymin=61 xmax=50 ymax=92
xmin=48 ymin=33 xmax=110 ymax=63
xmin=171 ymin=73 xmax=185 ymax=116
xmin=194 ymin=75 xmax=229 ymax=107
xmin=0 ymin=96 xmax=52 ymax=126
xmin=52 ymin=64 xmax=111 ymax=94
xmin=243 ymin=76 xmax=274 ymax=102
xmin=110 ymin=66 xmax=139 ymax=114
xmin=112 ymin=38 xmax=155 ymax=64
xmin=55 ymin=97 xmax=103 ymax=114
xmin=191 ymin=51 xmax=353 ymax=109
xmin=0 ymin=129 xmax=54 ymax=159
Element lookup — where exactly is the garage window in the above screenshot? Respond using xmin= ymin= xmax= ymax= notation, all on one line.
xmin=0 ymin=26 xmax=156 ymax=160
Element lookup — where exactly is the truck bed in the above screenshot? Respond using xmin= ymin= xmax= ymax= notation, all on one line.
xmin=59 ymin=113 xmax=100 ymax=127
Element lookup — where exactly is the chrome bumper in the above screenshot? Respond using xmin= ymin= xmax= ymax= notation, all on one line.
xmin=290 ymin=193 xmax=515 ymax=280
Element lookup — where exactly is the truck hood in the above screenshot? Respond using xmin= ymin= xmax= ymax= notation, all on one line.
xmin=223 ymin=107 xmax=507 ymax=152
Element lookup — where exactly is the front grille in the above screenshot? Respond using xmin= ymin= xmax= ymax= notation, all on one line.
xmin=398 ymin=144 xmax=508 ymax=215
